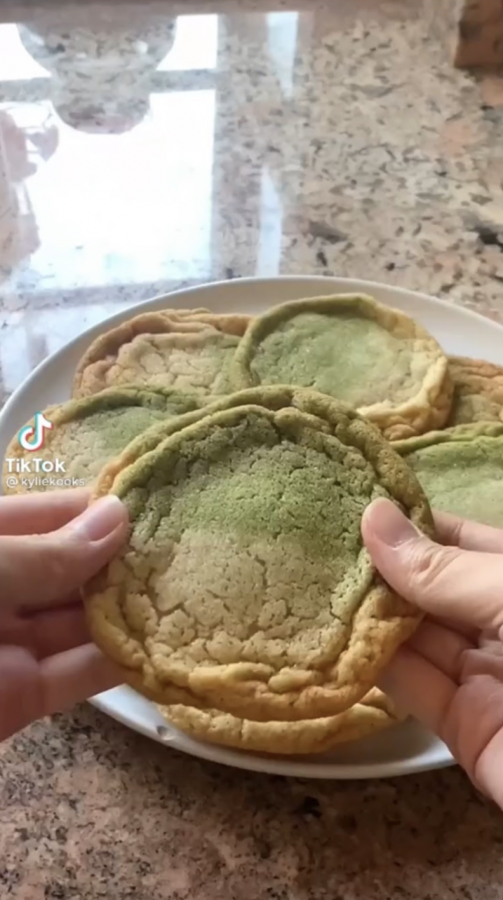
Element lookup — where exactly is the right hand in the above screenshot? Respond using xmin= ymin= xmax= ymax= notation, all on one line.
xmin=362 ymin=498 xmax=503 ymax=808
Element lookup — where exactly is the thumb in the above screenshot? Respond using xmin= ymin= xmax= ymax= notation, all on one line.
xmin=0 ymin=495 xmax=128 ymax=609
xmin=362 ymin=498 xmax=503 ymax=633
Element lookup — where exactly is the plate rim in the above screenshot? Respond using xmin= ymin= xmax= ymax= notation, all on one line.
xmin=91 ymin=690 xmax=456 ymax=781
xmin=2 ymin=273 xmax=482 ymax=779
xmin=3 ymin=274 xmax=503 ymax=430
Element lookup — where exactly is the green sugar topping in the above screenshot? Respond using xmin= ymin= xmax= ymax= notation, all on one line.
xmin=250 ymin=312 xmax=417 ymax=405
xmin=402 ymin=436 xmax=503 ymax=528
xmin=122 ymin=411 xmax=392 ymax=566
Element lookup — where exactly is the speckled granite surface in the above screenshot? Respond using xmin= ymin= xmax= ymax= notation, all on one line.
xmin=2 ymin=709 xmax=503 ymax=900
xmin=1 ymin=1 xmax=503 ymax=897
xmin=1 ymin=0 xmax=503 ymax=399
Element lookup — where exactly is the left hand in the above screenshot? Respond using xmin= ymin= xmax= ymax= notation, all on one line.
xmin=0 ymin=488 xmax=128 ymax=741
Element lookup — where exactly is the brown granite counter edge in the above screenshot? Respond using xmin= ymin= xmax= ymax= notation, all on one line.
xmin=456 ymin=0 xmax=503 ymax=68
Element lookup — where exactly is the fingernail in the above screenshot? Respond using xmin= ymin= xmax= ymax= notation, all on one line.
xmin=71 ymin=495 xmax=126 ymax=542
xmin=367 ymin=498 xmax=418 ymax=548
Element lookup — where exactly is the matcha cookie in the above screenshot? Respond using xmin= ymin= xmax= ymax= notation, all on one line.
xmin=157 ymin=689 xmax=403 ymax=756
xmin=396 ymin=423 xmax=503 ymax=527
xmin=230 ymin=295 xmax=452 ymax=441
xmin=92 ymin=386 xmax=325 ymax=497
xmin=177 ymin=311 xmax=251 ymax=337
xmin=3 ymin=387 xmax=200 ymax=494
xmin=84 ymin=387 xmax=433 ymax=721
xmin=73 ymin=310 xmax=251 ymax=401
xmin=447 ymin=356 xmax=503 ymax=426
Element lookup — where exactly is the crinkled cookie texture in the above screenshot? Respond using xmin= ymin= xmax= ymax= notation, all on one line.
xmin=175 ymin=311 xmax=252 ymax=337
xmin=230 ymin=295 xmax=452 ymax=441
xmin=396 ymin=423 xmax=503 ymax=528
xmin=2 ymin=387 xmax=200 ymax=494
xmin=84 ymin=387 xmax=433 ymax=721
xmin=73 ymin=310 xmax=252 ymax=401
xmin=447 ymin=356 xmax=503 ymax=426
xmin=92 ymin=386 xmax=338 ymax=498
xmin=157 ymin=689 xmax=403 ymax=756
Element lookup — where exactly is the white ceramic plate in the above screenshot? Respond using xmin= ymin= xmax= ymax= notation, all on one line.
xmin=3 ymin=275 xmax=503 ymax=779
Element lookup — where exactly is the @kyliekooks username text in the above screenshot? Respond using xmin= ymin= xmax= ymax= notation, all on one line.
xmin=4 ymin=457 xmax=86 ymax=490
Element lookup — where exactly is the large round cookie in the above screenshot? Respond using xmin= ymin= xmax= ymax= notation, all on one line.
xmin=447 ymin=356 xmax=503 ymax=426
xmin=73 ymin=310 xmax=251 ymax=401
xmin=157 ymin=689 xmax=403 ymax=756
xmin=2 ymin=387 xmax=200 ymax=494
xmin=230 ymin=295 xmax=452 ymax=441
xmin=84 ymin=387 xmax=433 ymax=721
xmin=396 ymin=423 xmax=503 ymax=528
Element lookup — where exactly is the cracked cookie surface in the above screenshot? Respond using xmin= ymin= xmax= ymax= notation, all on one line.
xmin=157 ymin=688 xmax=403 ymax=755
xmin=3 ymin=387 xmax=200 ymax=494
xmin=230 ymin=295 xmax=452 ymax=441
xmin=396 ymin=423 xmax=503 ymax=528
xmin=84 ymin=387 xmax=433 ymax=721
xmin=73 ymin=310 xmax=251 ymax=401
xmin=447 ymin=356 xmax=503 ymax=426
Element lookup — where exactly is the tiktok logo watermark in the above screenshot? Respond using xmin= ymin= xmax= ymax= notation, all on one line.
xmin=18 ymin=411 xmax=53 ymax=451
xmin=4 ymin=457 xmax=66 ymax=474
xmin=3 ymin=412 xmax=86 ymax=491
xmin=6 ymin=412 xmax=63 ymax=473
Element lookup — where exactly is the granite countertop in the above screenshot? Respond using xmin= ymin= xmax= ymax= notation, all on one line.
xmin=1 ymin=1 xmax=503 ymax=897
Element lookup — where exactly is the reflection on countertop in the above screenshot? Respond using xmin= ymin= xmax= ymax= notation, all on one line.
xmin=1 ymin=3 xmax=503 ymax=899
xmin=0 ymin=1 xmax=502 ymax=402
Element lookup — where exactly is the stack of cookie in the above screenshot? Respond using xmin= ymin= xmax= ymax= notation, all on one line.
xmin=5 ymin=294 xmax=502 ymax=755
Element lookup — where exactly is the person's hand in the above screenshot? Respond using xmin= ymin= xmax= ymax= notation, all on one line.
xmin=362 ymin=498 xmax=503 ymax=807
xmin=0 ymin=489 xmax=128 ymax=741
